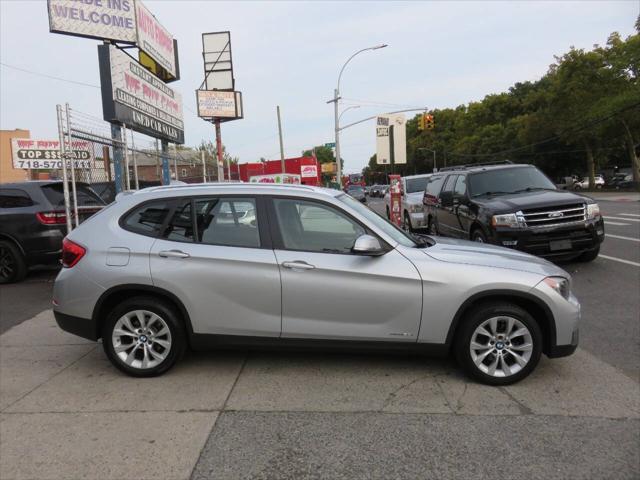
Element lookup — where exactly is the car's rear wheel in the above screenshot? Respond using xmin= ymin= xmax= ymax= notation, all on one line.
xmin=454 ymin=302 xmax=542 ymax=385
xmin=386 ymin=206 xmax=390 ymax=219
xmin=0 ymin=240 xmax=27 ymax=284
xmin=102 ymin=296 xmax=186 ymax=377
xmin=427 ymin=216 xmax=439 ymax=235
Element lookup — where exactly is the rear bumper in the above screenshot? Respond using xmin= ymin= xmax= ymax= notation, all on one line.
xmin=54 ymin=310 xmax=99 ymax=341
xmin=409 ymin=211 xmax=427 ymax=229
xmin=491 ymin=218 xmax=604 ymax=259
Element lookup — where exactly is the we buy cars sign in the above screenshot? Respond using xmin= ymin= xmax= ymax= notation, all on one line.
xmin=11 ymin=139 xmax=93 ymax=170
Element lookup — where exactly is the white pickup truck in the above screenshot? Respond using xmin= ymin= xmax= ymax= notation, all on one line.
xmin=384 ymin=173 xmax=432 ymax=231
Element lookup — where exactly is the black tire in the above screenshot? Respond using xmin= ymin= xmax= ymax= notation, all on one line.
xmin=102 ymin=296 xmax=187 ymax=377
xmin=427 ymin=215 xmax=438 ymax=235
xmin=454 ymin=302 xmax=543 ymax=386
xmin=471 ymin=228 xmax=488 ymax=243
xmin=577 ymin=245 xmax=600 ymax=262
xmin=403 ymin=212 xmax=414 ymax=232
xmin=0 ymin=240 xmax=27 ymax=284
xmin=386 ymin=206 xmax=390 ymax=219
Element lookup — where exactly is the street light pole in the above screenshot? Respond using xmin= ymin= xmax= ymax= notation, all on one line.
xmin=418 ymin=148 xmax=437 ymax=172
xmin=330 ymin=44 xmax=387 ymax=188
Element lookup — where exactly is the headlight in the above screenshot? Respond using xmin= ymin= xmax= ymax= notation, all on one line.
xmin=586 ymin=203 xmax=600 ymax=220
xmin=543 ymin=276 xmax=571 ymax=300
xmin=408 ymin=203 xmax=422 ymax=213
xmin=491 ymin=213 xmax=519 ymax=228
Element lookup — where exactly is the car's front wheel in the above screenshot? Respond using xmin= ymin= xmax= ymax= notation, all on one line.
xmin=454 ymin=302 xmax=542 ymax=385
xmin=102 ymin=296 xmax=186 ymax=377
xmin=0 ymin=240 xmax=27 ymax=284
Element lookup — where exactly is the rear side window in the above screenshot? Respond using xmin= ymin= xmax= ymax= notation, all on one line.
xmin=122 ymin=200 xmax=172 ymax=236
xmin=454 ymin=175 xmax=467 ymax=197
xmin=41 ymin=184 xmax=104 ymax=207
xmin=0 ymin=189 xmax=33 ymax=208
xmin=440 ymin=175 xmax=457 ymax=196
xmin=425 ymin=176 xmax=445 ymax=197
xmin=193 ymin=197 xmax=260 ymax=248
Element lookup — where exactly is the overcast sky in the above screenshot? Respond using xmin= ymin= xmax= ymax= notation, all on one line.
xmin=1 ymin=1 xmax=637 ymax=173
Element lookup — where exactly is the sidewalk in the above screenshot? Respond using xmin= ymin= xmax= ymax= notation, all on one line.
xmin=1 ymin=310 xmax=639 ymax=479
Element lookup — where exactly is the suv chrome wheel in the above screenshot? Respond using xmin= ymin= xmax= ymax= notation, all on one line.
xmin=112 ymin=310 xmax=172 ymax=370
xmin=470 ymin=316 xmax=533 ymax=377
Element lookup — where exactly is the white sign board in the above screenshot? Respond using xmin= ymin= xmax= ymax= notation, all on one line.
xmin=376 ymin=116 xmax=390 ymax=165
xmin=135 ymin=0 xmax=177 ymax=77
xmin=196 ymin=90 xmax=241 ymax=118
xmin=249 ymin=174 xmax=301 ymax=184
xmin=99 ymin=45 xmax=184 ymax=143
xmin=11 ymin=139 xmax=93 ymax=170
xmin=202 ymin=31 xmax=234 ymax=91
xmin=300 ymin=165 xmax=318 ymax=178
xmin=48 ymin=0 xmax=137 ymax=43
xmin=376 ymin=114 xmax=406 ymax=165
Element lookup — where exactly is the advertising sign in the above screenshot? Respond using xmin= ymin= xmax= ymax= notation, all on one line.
xmin=196 ymin=90 xmax=243 ymax=119
xmin=376 ymin=114 xmax=406 ymax=165
xmin=376 ymin=116 xmax=390 ymax=165
xmin=321 ymin=162 xmax=336 ymax=174
xmin=99 ymin=44 xmax=184 ymax=143
xmin=11 ymin=139 xmax=93 ymax=170
xmin=202 ymin=31 xmax=234 ymax=91
xmin=300 ymin=164 xmax=318 ymax=178
xmin=135 ymin=0 xmax=177 ymax=78
xmin=249 ymin=174 xmax=301 ymax=184
xmin=48 ymin=0 xmax=137 ymax=43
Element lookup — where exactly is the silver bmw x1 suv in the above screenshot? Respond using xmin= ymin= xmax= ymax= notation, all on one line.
xmin=53 ymin=183 xmax=579 ymax=385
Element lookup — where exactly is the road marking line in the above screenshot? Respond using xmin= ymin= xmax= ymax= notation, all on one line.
xmin=604 ymin=221 xmax=631 ymax=226
xmin=619 ymin=213 xmax=640 ymax=217
xmin=605 ymin=216 xmax=640 ymax=222
xmin=599 ymin=254 xmax=640 ymax=267
xmin=606 ymin=234 xmax=640 ymax=242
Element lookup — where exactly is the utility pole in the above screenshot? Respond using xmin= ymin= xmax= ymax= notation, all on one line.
xmin=201 ymin=149 xmax=207 ymax=182
xmin=277 ymin=105 xmax=285 ymax=173
xmin=214 ymin=119 xmax=224 ymax=181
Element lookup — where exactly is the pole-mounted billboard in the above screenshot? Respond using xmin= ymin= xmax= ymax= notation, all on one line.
xmin=98 ymin=45 xmax=184 ymax=143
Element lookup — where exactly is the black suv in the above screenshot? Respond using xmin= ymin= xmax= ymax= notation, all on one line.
xmin=423 ymin=162 xmax=604 ymax=261
xmin=0 ymin=181 xmax=105 ymax=283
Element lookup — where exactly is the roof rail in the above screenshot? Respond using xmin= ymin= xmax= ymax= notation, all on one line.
xmin=144 ymin=182 xmax=318 ymax=193
xmin=438 ymin=160 xmax=513 ymax=172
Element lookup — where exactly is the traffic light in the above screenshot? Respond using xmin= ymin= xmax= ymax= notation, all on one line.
xmin=425 ymin=114 xmax=435 ymax=129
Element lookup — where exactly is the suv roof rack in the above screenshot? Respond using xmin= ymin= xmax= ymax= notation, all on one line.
xmin=144 ymin=182 xmax=319 ymax=193
xmin=437 ymin=160 xmax=513 ymax=172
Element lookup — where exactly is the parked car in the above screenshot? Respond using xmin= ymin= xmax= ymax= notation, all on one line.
xmin=610 ymin=173 xmax=634 ymax=189
xmin=345 ymin=184 xmax=367 ymax=202
xmin=53 ymin=183 xmax=579 ymax=385
xmin=384 ymin=174 xmax=432 ymax=231
xmin=0 ymin=181 xmax=106 ymax=283
xmin=369 ymin=184 xmax=388 ymax=198
xmin=573 ymin=175 xmax=604 ymax=190
xmin=364 ymin=185 xmax=372 ymax=196
xmin=423 ymin=162 xmax=604 ymax=262
xmin=556 ymin=175 xmax=578 ymax=190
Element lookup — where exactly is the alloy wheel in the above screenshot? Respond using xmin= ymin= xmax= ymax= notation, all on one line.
xmin=469 ymin=316 xmax=533 ymax=378
xmin=0 ymin=246 xmax=16 ymax=280
xmin=111 ymin=310 xmax=172 ymax=370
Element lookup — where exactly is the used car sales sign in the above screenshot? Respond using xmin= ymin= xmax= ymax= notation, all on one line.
xmin=98 ymin=44 xmax=184 ymax=143
xmin=11 ymin=139 xmax=93 ymax=170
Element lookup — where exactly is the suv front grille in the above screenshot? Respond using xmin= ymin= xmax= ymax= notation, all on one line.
xmin=518 ymin=203 xmax=586 ymax=229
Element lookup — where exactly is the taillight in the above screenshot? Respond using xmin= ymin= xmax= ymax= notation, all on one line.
xmin=36 ymin=211 xmax=67 ymax=225
xmin=61 ymin=238 xmax=86 ymax=268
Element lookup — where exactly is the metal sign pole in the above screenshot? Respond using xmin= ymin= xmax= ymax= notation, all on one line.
xmin=56 ymin=105 xmax=73 ymax=234
xmin=161 ymin=140 xmax=171 ymax=185
xmin=130 ymin=128 xmax=139 ymax=189
xmin=201 ymin=149 xmax=207 ymax=182
xmin=65 ymin=104 xmax=79 ymax=228
xmin=121 ymin=123 xmax=130 ymax=190
xmin=277 ymin=105 xmax=285 ymax=173
xmin=215 ymin=119 xmax=224 ymax=181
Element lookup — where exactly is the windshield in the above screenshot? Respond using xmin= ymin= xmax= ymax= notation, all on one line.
xmin=405 ymin=176 xmax=430 ymax=193
xmin=468 ymin=166 xmax=556 ymax=197
xmin=348 ymin=186 xmax=364 ymax=192
xmin=337 ymin=194 xmax=416 ymax=247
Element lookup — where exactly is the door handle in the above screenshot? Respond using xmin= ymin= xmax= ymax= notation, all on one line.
xmin=282 ymin=261 xmax=315 ymax=270
xmin=158 ymin=250 xmax=190 ymax=259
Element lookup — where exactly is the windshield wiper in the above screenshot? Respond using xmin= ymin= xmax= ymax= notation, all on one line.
xmin=472 ymin=191 xmax=511 ymax=197
xmin=511 ymin=187 xmax=556 ymax=193
xmin=412 ymin=234 xmax=434 ymax=248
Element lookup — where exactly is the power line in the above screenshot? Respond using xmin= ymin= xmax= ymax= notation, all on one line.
xmin=0 ymin=62 xmax=101 ymax=89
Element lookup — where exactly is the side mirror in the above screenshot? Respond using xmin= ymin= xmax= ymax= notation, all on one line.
xmin=352 ymin=234 xmax=385 ymax=256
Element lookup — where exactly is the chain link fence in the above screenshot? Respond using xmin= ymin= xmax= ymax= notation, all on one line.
xmin=55 ymin=105 xmax=221 ymax=205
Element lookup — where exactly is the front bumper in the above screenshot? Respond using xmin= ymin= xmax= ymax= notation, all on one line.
xmin=490 ymin=218 xmax=604 ymax=259
xmin=532 ymin=281 xmax=580 ymax=358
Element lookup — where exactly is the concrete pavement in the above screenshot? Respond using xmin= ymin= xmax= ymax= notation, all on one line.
xmin=1 ymin=310 xmax=638 ymax=479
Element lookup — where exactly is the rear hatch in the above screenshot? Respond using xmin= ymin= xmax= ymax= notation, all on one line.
xmin=40 ymin=183 xmax=106 ymax=224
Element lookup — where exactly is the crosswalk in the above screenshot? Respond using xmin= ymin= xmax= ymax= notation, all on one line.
xmin=601 ymin=210 xmax=640 ymax=267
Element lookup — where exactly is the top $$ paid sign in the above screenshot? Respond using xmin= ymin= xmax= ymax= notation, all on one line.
xmin=11 ymin=139 xmax=93 ymax=169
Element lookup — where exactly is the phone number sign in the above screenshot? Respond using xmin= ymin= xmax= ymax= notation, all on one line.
xmin=11 ymin=139 xmax=93 ymax=170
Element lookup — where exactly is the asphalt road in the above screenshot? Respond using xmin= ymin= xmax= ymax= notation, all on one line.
xmin=367 ymin=196 xmax=640 ymax=381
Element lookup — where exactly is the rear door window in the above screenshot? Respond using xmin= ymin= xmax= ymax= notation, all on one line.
xmin=425 ymin=176 xmax=445 ymax=197
xmin=0 ymin=189 xmax=34 ymax=208
xmin=440 ymin=175 xmax=457 ymax=196
xmin=193 ymin=197 xmax=260 ymax=248
xmin=454 ymin=175 xmax=467 ymax=197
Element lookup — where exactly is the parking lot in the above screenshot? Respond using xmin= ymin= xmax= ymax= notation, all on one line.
xmin=0 ymin=193 xmax=638 ymax=480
